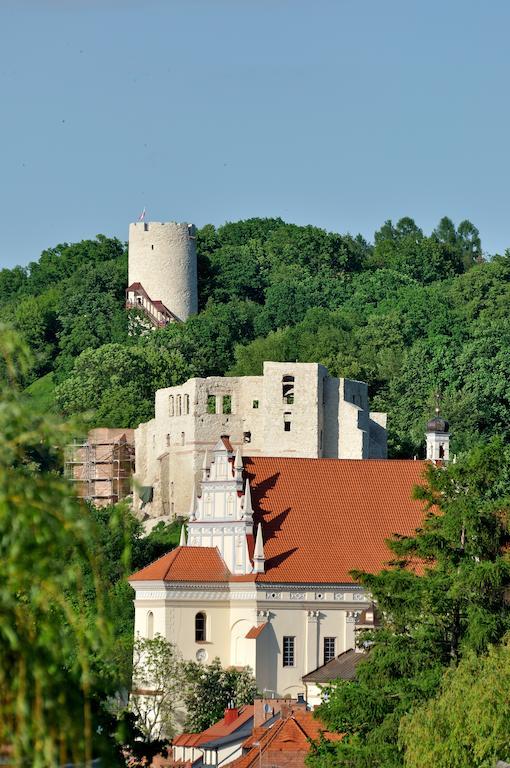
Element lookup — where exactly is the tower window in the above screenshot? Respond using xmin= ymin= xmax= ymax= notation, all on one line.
xmin=166 ymin=433 xmax=171 ymax=447
xmin=181 ymin=432 xmax=185 ymax=446
xmin=283 ymin=636 xmax=295 ymax=667
xmin=151 ymin=244 xmax=154 ymax=250
xmin=284 ymin=412 xmax=292 ymax=432
xmin=282 ymin=375 xmax=295 ymax=404
xmin=324 ymin=637 xmax=336 ymax=664
xmin=222 ymin=395 xmax=232 ymax=414
xmin=195 ymin=612 xmax=206 ymax=642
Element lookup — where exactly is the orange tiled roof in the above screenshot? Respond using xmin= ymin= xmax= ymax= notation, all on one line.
xmin=130 ymin=458 xmax=429 ymax=585
xmin=129 ymin=546 xmax=230 ymax=582
xmin=172 ymin=706 xmax=254 ymax=749
xmin=245 ymin=623 xmax=268 ymax=639
xmin=230 ymin=709 xmax=342 ymax=768
xmin=246 ymin=457 xmax=429 ymax=583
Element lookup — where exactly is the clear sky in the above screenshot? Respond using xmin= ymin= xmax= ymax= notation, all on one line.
xmin=1 ymin=0 xmax=510 ymax=268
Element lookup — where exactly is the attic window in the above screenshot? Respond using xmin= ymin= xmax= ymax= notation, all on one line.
xmin=282 ymin=375 xmax=295 ymax=404
xmin=284 ymin=412 xmax=292 ymax=432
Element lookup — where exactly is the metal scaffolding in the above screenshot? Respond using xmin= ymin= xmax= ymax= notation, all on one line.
xmin=65 ymin=433 xmax=135 ymax=506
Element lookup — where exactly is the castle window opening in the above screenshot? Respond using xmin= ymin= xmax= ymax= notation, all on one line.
xmin=222 ymin=395 xmax=232 ymax=415
xmin=147 ymin=611 xmax=154 ymax=640
xmin=252 ymin=400 xmax=259 ymax=409
xmin=166 ymin=433 xmax=171 ymax=447
xmin=181 ymin=432 xmax=185 ymax=446
xmin=282 ymin=375 xmax=295 ymax=405
xmin=176 ymin=395 xmax=182 ymax=416
xmin=184 ymin=394 xmax=190 ymax=414
xmin=168 ymin=396 xmax=174 ymax=417
xmin=243 ymin=431 xmax=251 ymax=444
xmin=151 ymin=244 xmax=154 ymax=250
xmin=283 ymin=636 xmax=295 ymax=667
xmin=144 ymin=222 xmax=149 ymax=232
xmin=284 ymin=412 xmax=292 ymax=432
xmin=324 ymin=637 xmax=336 ymax=664
xmin=207 ymin=395 xmax=216 ymax=414
xmin=195 ymin=612 xmax=206 ymax=642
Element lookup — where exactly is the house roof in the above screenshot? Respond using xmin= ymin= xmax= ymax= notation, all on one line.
xmin=245 ymin=457 xmax=429 ymax=583
xmin=229 ymin=709 xmax=342 ymax=768
xmin=130 ymin=457 xmax=430 ymax=586
xmin=172 ymin=706 xmax=254 ymax=749
xmin=302 ymin=648 xmax=367 ymax=683
xmin=129 ymin=546 xmax=231 ymax=582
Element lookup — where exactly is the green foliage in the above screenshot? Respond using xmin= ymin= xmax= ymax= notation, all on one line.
xmin=0 ymin=329 xmax=123 ymax=766
xmin=23 ymin=371 xmax=56 ymax=413
xmin=310 ymin=441 xmax=510 ymax=768
xmin=400 ymin=640 xmax=510 ymax=767
xmin=181 ymin=657 xmax=258 ymax=732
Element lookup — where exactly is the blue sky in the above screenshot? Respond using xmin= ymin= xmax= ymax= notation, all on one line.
xmin=1 ymin=0 xmax=509 ymax=268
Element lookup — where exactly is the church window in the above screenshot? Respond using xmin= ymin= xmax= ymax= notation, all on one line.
xmin=243 ymin=431 xmax=251 ymax=443
xmin=207 ymin=395 xmax=216 ymax=414
xmin=282 ymin=375 xmax=295 ymax=404
xmin=222 ymin=395 xmax=232 ymax=414
xmin=176 ymin=395 xmax=182 ymax=416
xmin=324 ymin=637 xmax=336 ymax=664
xmin=184 ymin=394 xmax=190 ymax=414
xmin=283 ymin=636 xmax=295 ymax=667
xmin=147 ymin=611 xmax=154 ymax=640
xmin=284 ymin=412 xmax=292 ymax=432
xmin=195 ymin=612 xmax=206 ymax=642
xmin=252 ymin=400 xmax=259 ymax=409
xmin=169 ymin=396 xmax=174 ymax=417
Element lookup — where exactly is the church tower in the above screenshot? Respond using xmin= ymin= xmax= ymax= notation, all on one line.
xmin=425 ymin=399 xmax=450 ymax=462
xmin=126 ymin=220 xmax=198 ymax=326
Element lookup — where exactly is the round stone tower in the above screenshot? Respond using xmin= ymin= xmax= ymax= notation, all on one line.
xmin=128 ymin=221 xmax=198 ymax=322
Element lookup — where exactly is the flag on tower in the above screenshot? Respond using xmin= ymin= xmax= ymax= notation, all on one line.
xmin=138 ymin=207 xmax=146 ymax=221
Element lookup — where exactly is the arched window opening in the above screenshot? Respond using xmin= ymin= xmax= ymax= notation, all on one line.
xmin=195 ymin=612 xmax=206 ymax=642
xmin=282 ymin=375 xmax=295 ymax=404
xmin=176 ymin=395 xmax=182 ymax=416
xmin=147 ymin=611 xmax=154 ymax=640
xmin=184 ymin=394 xmax=190 ymax=414
xmin=168 ymin=396 xmax=174 ymax=417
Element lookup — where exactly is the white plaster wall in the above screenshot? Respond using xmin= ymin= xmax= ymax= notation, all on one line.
xmin=128 ymin=222 xmax=198 ymax=322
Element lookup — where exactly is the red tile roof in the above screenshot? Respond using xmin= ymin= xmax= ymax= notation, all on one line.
xmin=129 ymin=546 xmax=230 ymax=582
xmin=130 ymin=458 xmax=430 ymax=586
xmin=230 ymin=709 xmax=342 ymax=768
xmin=245 ymin=457 xmax=429 ymax=583
xmin=245 ymin=623 xmax=268 ymax=639
xmin=172 ymin=706 xmax=254 ymax=748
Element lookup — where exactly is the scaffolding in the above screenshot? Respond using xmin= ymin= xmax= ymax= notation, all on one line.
xmin=65 ymin=429 xmax=135 ymax=506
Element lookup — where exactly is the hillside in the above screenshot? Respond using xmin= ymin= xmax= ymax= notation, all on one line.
xmin=1 ymin=215 xmax=509 ymax=457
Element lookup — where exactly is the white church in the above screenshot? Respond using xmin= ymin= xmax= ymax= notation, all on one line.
xmin=129 ymin=416 xmax=449 ymax=699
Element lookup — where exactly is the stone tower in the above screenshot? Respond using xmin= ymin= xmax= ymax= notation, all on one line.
xmin=127 ymin=221 xmax=198 ymax=324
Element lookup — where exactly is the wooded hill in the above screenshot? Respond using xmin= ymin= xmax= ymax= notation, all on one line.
xmin=1 ymin=215 xmax=509 ymax=458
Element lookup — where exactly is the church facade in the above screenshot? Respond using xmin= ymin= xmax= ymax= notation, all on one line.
xmin=129 ymin=433 xmax=437 ymax=698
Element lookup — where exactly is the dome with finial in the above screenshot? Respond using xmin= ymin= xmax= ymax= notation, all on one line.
xmin=426 ymin=394 xmax=449 ymax=433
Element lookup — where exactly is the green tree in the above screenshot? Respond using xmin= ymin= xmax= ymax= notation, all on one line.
xmin=182 ymin=658 xmax=258 ymax=731
xmin=309 ymin=440 xmax=510 ymax=768
xmin=0 ymin=328 xmax=123 ymax=766
xmin=400 ymin=640 xmax=510 ymax=768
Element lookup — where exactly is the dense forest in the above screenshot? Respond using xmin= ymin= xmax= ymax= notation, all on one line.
xmin=1 ymin=215 xmax=509 ymax=456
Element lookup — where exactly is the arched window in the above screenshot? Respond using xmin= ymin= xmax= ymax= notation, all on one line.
xmin=184 ymin=394 xmax=190 ymax=414
xmin=147 ymin=611 xmax=154 ymax=640
xmin=168 ymin=396 xmax=174 ymax=417
xmin=176 ymin=395 xmax=182 ymax=416
xmin=282 ymin=374 xmax=295 ymax=404
xmin=195 ymin=612 xmax=206 ymax=642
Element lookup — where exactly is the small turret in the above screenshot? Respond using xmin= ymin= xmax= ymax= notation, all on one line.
xmin=179 ymin=524 xmax=187 ymax=546
xmin=425 ymin=394 xmax=450 ymax=462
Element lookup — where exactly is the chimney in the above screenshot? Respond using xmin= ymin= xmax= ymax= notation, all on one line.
xmin=223 ymin=706 xmax=239 ymax=726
